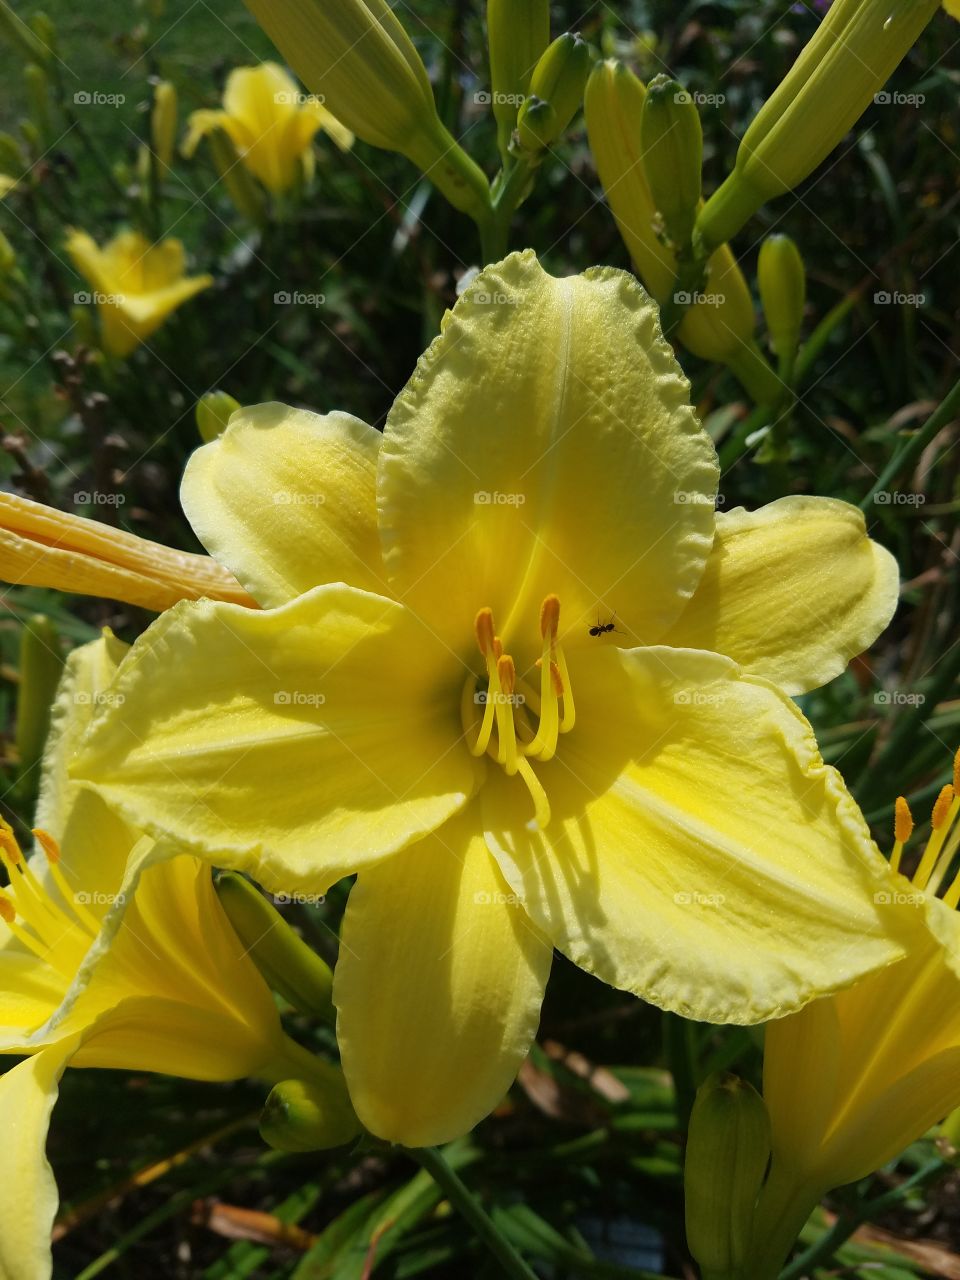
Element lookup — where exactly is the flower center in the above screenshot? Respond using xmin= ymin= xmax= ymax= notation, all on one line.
xmin=0 ymin=819 xmax=98 ymax=980
xmin=460 ymin=594 xmax=575 ymax=829
xmin=890 ymin=749 xmax=960 ymax=906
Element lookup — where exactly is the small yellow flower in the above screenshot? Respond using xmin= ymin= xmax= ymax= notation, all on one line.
xmin=183 ymin=62 xmax=353 ymax=194
xmin=0 ymin=634 xmax=355 ymax=1280
xmin=74 ymin=252 xmax=908 ymax=1148
xmin=750 ymin=752 xmax=960 ymax=1280
xmin=65 ymin=228 xmax=213 ymax=358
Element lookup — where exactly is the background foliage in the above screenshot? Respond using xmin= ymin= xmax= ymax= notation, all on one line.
xmin=0 ymin=0 xmax=958 ymax=1275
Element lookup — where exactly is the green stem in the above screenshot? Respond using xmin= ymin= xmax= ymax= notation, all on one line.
xmin=479 ymin=152 xmax=539 ymax=263
xmin=724 ymin=339 xmax=784 ymax=408
xmin=662 ymin=1011 xmax=698 ymax=1131
xmin=859 ymin=374 xmax=960 ymax=511
xmin=746 ymin=1166 xmax=822 ymax=1280
xmin=778 ymin=1159 xmax=945 ymax=1280
xmin=409 ymin=1144 xmax=540 ymax=1280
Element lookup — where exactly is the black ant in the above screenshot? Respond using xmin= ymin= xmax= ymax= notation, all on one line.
xmin=588 ymin=611 xmax=621 ymax=638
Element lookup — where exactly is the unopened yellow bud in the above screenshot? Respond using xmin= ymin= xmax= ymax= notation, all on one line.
xmin=216 ymin=872 xmax=335 ymax=1023
xmin=698 ymin=0 xmax=941 ymax=249
xmin=685 ymin=1073 xmax=771 ymax=1280
xmin=151 ymin=80 xmax=178 ymax=170
xmin=758 ymin=234 xmax=805 ymax=363
xmin=242 ymin=0 xmax=490 ymax=219
xmin=517 ymin=32 xmax=591 ymax=152
xmin=486 ymin=0 xmax=549 ymax=155
xmin=196 ymin=390 xmax=241 ymax=443
xmin=640 ymin=76 xmax=702 ymax=249
xmin=584 ymin=59 xmax=766 ymax=384
xmin=207 ymin=127 xmax=267 ymax=224
xmin=260 ymin=1071 xmax=360 ymax=1151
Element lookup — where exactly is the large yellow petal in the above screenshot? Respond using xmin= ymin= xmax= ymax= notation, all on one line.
xmin=662 ymin=496 xmax=899 ymax=694
xmin=74 ymin=586 xmax=478 ymax=893
xmin=181 ymin=402 xmax=388 ymax=607
xmin=0 ymin=491 xmax=255 ymax=610
xmin=334 ymin=804 xmax=552 ymax=1145
xmin=0 ymin=1038 xmax=78 ymax=1280
xmin=482 ymin=645 xmax=912 ymax=1024
xmin=378 ymin=251 xmax=719 ymax=655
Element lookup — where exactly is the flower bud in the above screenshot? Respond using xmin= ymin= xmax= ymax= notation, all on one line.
xmin=640 ymin=76 xmax=702 ymax=249
xmin=206 ymin=127 xmax=267 ymax=224
xmin=0 ymin=0 xmax=49 ymax=63
xmin=215 ymin=872 xmax=335 ymax=1023
xmin=242 ymin=0 xmax=490 ymax=219
xmin=260 ymin=1071 xmax=360 ymax=1152
xmin=698 ymin=0 xmax=941 ymax=249
xmin=758 ymin=234 xmax=805 ymax=362
xmin=684 ymin=1072 xmax=771 ymax=1280
xmin=486 ymin=0 xmax=549 ymax=155
xmin=15 ymin=614 xmax=63 ymax=786
xmin=151 ymin=80 xmax=178 ymax=170
xmin=24 ymin=63 xmax=52 ymax=141
xmin=517 ymin=32 xmax=591 ymax=152
xmin=196 ymin=390 xmax=241 ymax=443
xmin=584 ymin=59 xmax=764 ymax=379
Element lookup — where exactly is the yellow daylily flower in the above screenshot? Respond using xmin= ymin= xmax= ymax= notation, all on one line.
xmin=183 ymin=62 xmax=353 ymax=196
xmin=0 ymin=490 xmax=256 ymax=611
xmin=748 ymin=752 xmax=960 ymax=1280
xmin=947 ymin=0 xmax=960 ymax=17
xmin=75 ymin=252 xmax=907 ymax=1148
xmin=65 ymin=228 xmax=213 ymax=358
xmin=0 ymin=633 xmax=355 ymax=1280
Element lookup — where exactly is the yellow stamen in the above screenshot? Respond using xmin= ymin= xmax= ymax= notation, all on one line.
xmin=32 ymin=829 xmax=101 ymax=932
xmin=554 ymin=646 xmax=575 ymax=734
xmin=475 ymin=608 xmax=495 ymax=655
xmin=495 ymin=655 xmax=519 ymax=775
xmin=540 ymin=594 xmax=560 ymax=641
xmin=550 ymin=661 xmax=564 ymax=698
xmin=890 ymin=796 xmax=912 ymax=874
xmin=913 ymin=785 xmax=958 ymax=892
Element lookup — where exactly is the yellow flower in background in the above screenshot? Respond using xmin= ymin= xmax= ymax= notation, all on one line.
xmin=0 ymin=633 xmax=356 ymax=1280
xmin=946 ymin=0 xmax=960 ymax=17
xmin=73 ymin=252 xmax=908 ymax=1148
xmin=0 ymin=173 xmax=16 ymax=198
xmin=65 ymin=228 xmax=212 ymax=358
xmin=183 ymin=62 xmax=353 ymax=195
xmin=749 ymin=755 xmax=960 ymax=1280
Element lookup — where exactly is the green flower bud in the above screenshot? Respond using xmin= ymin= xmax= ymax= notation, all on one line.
xmin=640 ymin=76 xmax=702 ymax=249
xmin=698 ymin=0 xmax=940 ymax=249
xmin=151 ymin=79 xmax=178 ymax=170
xmin=15 ymin=615 xmax=63 ymax=785
xmin=242 ymin=0 xmax=490 ymax=219
xmin=585 ymin=58 xmax=772 ymax=396
xmin=517 ymin=32 xmax=591 ymax=151
xmin=758 ymin=234 xmax=805 ymax=362
xmin=0 ymin=0 xmax=48 ymax=63
xmin=29 ymin=11 xmax=56 ymax=57
xmin=486 ymin=0 xmax=549 ymax=155
xmin=207 ymin=126 xmax=267 ymax=224
xmin=260 ymin=1071 xmax=360 ymax=1152
xmin=24 ymin=64 xmax=52 ymax=140
xmin=684 ymin=1072 xmax=771 ymax=1280
xmin=196 ymin=390 xmax=241 ymax=443
xmin=216 ymin=871 xmax=335 ymax=1023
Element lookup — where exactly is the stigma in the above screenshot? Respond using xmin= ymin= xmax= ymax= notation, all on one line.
xmin=461 ymin=595 xmax=576 ymax=829
xmin=0 ymin=818 xmax=97 ymax=979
